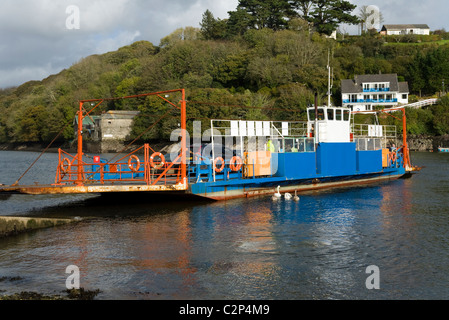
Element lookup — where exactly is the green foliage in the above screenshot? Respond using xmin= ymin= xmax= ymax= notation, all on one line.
xmin=306 ymin=0 xmax=359 ymax=36
xmin=431 ymin=96 xmax=449 ymax=135
xmin=232 ymin=0 xmax=295 ymax=31
xmin=200 ymin=10 xmax=229 ymax=40
xmin=2 ymin=4 xmax=449 ymax=145
xmin=407 ymin=46 xmax=449 ymax=95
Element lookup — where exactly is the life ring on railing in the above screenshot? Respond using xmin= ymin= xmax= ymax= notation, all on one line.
xmin=128 ymin=155 xmax=140 ymax=172
xmin=230 ymin=156 xmax=243 ymax=172
xmin=214 ymin=157 xmax=225 ymax=173
xmin=60 ymin=157 xmax=71 ymax=174
xmin=150 ymin=152 xmax=165 ymax=169
xmin=389 ymin=151 xmax=397 ymax=164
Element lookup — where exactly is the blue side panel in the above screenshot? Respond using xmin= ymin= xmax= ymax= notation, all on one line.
xmin=274 ymin=152 xmax=316 ymax=179
xmin=356 ymin=150 xmax=382 ymax=174
xmin=317 ymin=143 xmax=356 ymax=176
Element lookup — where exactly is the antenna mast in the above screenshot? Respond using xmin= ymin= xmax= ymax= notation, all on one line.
xmin=327 ymin=50 xmax=333 ymax=107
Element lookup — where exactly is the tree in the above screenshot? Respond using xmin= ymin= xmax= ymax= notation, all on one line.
xmin=227 ymin=8 xmax=252 ymax=37
xmin=407 ymin=52 xmax=426 ymax=95
xmin=293 ymin=0 xmax=359 ymax=36
xmin=159 ymin=27 xmax=200 ymax=48
xmin=200 ymin=10 xmax=228 ymax=40
xmin=291 ymin=0 xmax=314 ymax=31
xmin=422 ymin=46 xmax=449 ymax=94
xmin=200 ymin=10 xmax=217 ymax=40
xmin=293 ymin=0 xmax=314 ymax=18
xmin=228 ymin=0 xmax=295 ymax=32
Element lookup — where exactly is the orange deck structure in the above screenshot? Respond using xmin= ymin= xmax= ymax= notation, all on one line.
xmin=1 ymin=89 xmax=189 ymax=195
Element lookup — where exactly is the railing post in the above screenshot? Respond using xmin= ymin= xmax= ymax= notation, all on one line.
xmin=181 ymin=89 xmax=187 ymax=187
xmin=76 ymin=101 xmax=84 ymax=186
xmin=55 ymin=148 xmax=62 ymax=184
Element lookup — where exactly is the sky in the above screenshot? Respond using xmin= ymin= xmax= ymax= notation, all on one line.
xmin=0 ymin=0 xmax=447 ymax=89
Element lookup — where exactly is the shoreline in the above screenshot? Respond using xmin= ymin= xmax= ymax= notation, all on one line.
xmin=404 ymin=134 xmax=449 ymax=152
xmin=1 ymin=135 xmax=448 ymax=153
xmin=0 ymin=142 xmax=70 ymax=153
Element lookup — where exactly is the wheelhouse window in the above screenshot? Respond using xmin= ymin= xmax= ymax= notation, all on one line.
xmin=317 ymin=108 xmax=325 ymax=120
xmin=336 ymin=109 xmax=342 ymax=121
xmin=308 ymin=108 xmax=325 ymax=121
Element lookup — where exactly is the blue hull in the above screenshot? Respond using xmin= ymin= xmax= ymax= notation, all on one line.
xmin=188 ymin=142 xmax=407 ymax=200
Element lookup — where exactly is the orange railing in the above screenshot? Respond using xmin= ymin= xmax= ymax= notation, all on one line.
xmin=55 ymin=144 xmax=183 ymax=186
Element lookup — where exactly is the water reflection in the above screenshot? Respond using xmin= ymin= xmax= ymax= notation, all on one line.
xmin=1 ymin=152 xmax=449 ymax=299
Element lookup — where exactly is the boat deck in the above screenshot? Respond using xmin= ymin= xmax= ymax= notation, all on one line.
xmin=0 ymin=181 xmax=188 ymax=195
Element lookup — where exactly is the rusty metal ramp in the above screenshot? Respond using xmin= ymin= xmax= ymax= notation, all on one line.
xmin=0 ymin=181 xmax=188 ymax=195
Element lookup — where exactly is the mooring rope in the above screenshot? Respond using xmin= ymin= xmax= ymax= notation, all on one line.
xmin=12 ymin=121 xmax=73 ymax=186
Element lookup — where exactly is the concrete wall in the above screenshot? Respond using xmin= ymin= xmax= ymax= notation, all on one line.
xmin=0 ymin=216 xmax=75 ymax=238
xmin=100 ymin=118 xmax=135 ymax=141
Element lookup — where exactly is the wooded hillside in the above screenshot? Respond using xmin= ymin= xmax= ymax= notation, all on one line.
xmin=1 ymin=2 xmax=449 ymax=144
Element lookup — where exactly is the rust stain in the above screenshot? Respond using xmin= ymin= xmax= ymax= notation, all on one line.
xmin=0 ymin=181 xmax=188 ymax=195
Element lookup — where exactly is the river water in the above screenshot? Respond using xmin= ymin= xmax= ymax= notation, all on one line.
xmin=0 ymin=150 xmax=448 ymax=300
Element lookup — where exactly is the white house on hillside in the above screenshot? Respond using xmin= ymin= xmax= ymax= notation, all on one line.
xmin=380 ymin=24 xmax=430 ymax=35
xmin=341 ymin=74 xmax=409 ymax=112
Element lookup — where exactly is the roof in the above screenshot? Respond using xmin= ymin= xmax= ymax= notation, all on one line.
xmin=101 ymin=110 xmax=140 ymax=120
xmin=399 ymin=82 xmax=409 ymax=93
xmin=73 ymin=111 xmax=140 ymax=125
xmin=74 ymin=115 xmax=100 ymax=126
xmin=341 ymin=74 xmax=409 ymax=94
xmin=382 ymin=24 xmax=430 ymax=31
xmin=341 ymin=79 xmax=359 ymax=94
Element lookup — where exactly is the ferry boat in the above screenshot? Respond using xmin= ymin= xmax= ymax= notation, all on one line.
xmin=0 ymin=88 xmax=418 ymax=201
xmin=438 ymin=147 xmax=449 ymax=153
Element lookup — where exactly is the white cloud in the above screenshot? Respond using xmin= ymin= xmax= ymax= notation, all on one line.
xmin=0 ymin=64 xmax=62 ymax=87
xmin=0 ymin=0 xmax=445 ymax=88
xmin=0 ymin=0 xmax=238 ymax=88
xmin=93 ymin=30 xmax=142 ymax=53
xmin=347 ymin=0 xmax=447 ymax=33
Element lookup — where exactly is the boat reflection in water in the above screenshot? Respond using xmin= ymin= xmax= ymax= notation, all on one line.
xmin=1 ymin=151 xmax=449 ymax=300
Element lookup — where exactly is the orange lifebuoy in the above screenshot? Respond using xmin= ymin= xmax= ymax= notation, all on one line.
xmin=389 ymin=151 xmax=397 ymax=164
xmin=214 ymin=157 xmax=225 ymax=173
xmin=150 ymin=152 xmax=165 ymax=169
xmin=128 ymin=155 xmax=140 ymax=172
xmin=230 ymin=156 xmax=243 ymax=171
xmin=60 ymin=157 xmax=71 ymax=174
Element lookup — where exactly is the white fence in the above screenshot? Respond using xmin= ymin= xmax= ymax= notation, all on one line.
xmin=402 ymin=98 xmax=438 ymax=109
xmin=383 ymin=99 xmax=438 ymax=112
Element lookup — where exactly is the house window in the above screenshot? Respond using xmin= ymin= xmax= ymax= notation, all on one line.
xmin=363 ymin=84 xmax=370 ymax=91
xmin=402 ymin=94 xmax=408 ymax=100
xmin=350 ymin=94 xmax=357 ymax=102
